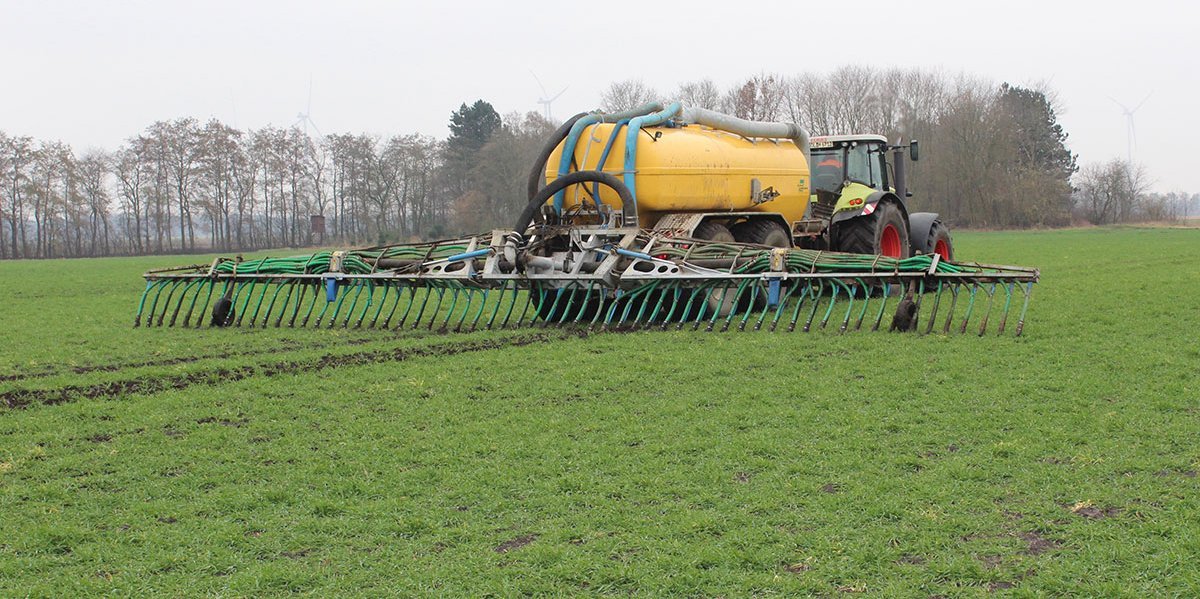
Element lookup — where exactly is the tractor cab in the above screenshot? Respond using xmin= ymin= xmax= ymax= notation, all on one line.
xmin=809 ymin=134 xmax=893 ymax=194
xmin=796 ymin=134 xmax=927 ymax=256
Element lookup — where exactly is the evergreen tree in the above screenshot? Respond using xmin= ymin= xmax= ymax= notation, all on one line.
xmin=447 ymin=100 xmax=501 ymax=160
xmin=998 ymin=83 xmax=1078 ymax=182
xmin=444 ymin=100 xmax=501 ymax=198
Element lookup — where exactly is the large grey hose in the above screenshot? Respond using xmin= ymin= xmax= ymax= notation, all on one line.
xmin=679 ymin=106 xmax=811 ymax=169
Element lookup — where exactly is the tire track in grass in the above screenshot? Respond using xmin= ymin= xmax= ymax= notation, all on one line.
xmin=0 ymin=330 xmax=588 ymax=410
xmin=0 ymin=330 xmax=449 ymax=383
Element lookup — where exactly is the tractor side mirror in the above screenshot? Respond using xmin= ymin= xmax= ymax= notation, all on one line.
xmin=909 ymin=141 xmax=919 ymax=162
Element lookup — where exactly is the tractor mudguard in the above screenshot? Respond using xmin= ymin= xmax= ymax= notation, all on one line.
xmin=908 ymin=212 xmax=942 ymax=255
xmin=830 ymin=190 xmax=907 ymax=226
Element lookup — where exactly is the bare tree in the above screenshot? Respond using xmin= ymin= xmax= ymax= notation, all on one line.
xmin=1074 ymin=160 xmax=1149 ymax=224
xmin=456 ymin=112 xmax=554 ymax=233
xmin=722 ymin=74 xmax=785 ymax=122
xmin=673 ymin=79 xmax=722 ymax=110
xmin=76 ymin=149 xmax=112 ymax=255
xmin=600 ymin=79 xmax=659 ymax=112
xmin=1 ymin=134 xmax=35 ymax=258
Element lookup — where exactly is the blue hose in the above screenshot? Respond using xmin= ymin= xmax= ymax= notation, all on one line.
xmin=589 ymin=118 xmax=631 ymax=221
xmin=552 ymin=103 xmax=662 ymax=214
xmin=622 ymin=102 xmax=682 ymax=206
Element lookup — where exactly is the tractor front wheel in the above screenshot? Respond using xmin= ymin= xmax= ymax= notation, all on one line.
xmin=835 ymin=201 xmax=910 ymax=258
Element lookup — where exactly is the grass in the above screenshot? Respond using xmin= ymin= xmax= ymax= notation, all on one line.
xmin=1 ymin=227 xmax=1198 ymax=596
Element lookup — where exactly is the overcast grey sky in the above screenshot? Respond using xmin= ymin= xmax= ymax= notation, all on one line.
xmin=3 ymin=0 xmax=1195 ymax=191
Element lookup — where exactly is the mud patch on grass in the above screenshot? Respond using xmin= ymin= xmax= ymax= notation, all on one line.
xmin=197 ymin=415 xmax=248 ymax=427
xmin=733 ymin=472 xmax=751 ymax=484
xmin=783 ymin=562 xmax=810 ymax=573
xmin=1154 ymin=469 xmax=1197 ymax=478
xmin=896 ymin=554 xmax=925 ymax=565
xmin=88 ymin=433 xmax=112 ymax=443
xmin=1069 ymin=502 xmax=1121 ymax=520
xmin=820 ymin=483 xmax=841 ymax=494
xmin=987 ymin=569 xmax=1035 ymax=593
xmin=495 ymin=533 xmax=537 ymax=553
xmin=1021 ymin=531 xmax=1059 ymax=555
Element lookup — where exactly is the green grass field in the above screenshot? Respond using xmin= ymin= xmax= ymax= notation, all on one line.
xmin=2 ymin=227 xmax=1198 ymax=596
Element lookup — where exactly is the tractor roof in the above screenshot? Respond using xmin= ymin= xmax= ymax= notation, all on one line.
xmin=810 ymin=134 xmax=889 ymax=147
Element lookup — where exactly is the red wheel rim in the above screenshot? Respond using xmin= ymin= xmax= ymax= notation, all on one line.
xmin=934 ymin=239 xmax=950 ymax=260
xmin=880 ymin=224 xmax=902 ymax=257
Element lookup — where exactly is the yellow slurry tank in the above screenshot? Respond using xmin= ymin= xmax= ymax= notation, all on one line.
xmin=545 ymin=122 xmax=811 ymax=226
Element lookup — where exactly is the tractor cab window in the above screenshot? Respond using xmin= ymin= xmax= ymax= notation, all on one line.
xmin=845 ymin=142 xmax=875 ymax=188
xmin=810 ymin=147 xmax=845 ymax=192
xmin=873 ymin=145 xmax=890 ymax=191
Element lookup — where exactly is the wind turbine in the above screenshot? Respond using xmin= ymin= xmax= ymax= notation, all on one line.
xmin=531 ymin=70 xmax=567 ymax=122
xmin=1108 ymin=92 xmax=1151 ymax=165
xmin=294 ymin=78 xmax=323 ymax=138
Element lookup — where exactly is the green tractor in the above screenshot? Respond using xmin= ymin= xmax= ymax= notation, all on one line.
xmin=797 ymin=134 xmax=953 ymax=261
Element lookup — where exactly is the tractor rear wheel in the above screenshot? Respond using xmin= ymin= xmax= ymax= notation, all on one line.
xmin=928 ymin=221 xmax=954 ymax=261
xmin=836 ymin=201 xmax=910 ymax=258
xmin=731 ymin=219 xmax=791 ymax=247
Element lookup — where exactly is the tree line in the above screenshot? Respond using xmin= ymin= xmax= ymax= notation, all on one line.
xmin=2 ymin=66 xmax=1194 ymax=260
xmin=606 ymin=67 xmax=1195 ymax=227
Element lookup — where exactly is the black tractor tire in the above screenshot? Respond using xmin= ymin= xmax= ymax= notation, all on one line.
xmin=927 ymin=221 xmax=954 ymax=261
xmin=835 ymin=201 xmax=911 ymax=258
xmin=836 ymin=202 xmax=910 ymax=297
xmin=731 ymin=219 xmax=792 ymax=248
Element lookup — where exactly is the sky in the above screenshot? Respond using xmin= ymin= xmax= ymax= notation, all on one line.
xmin=2 ymin=0 xmax=1196 ymax=192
